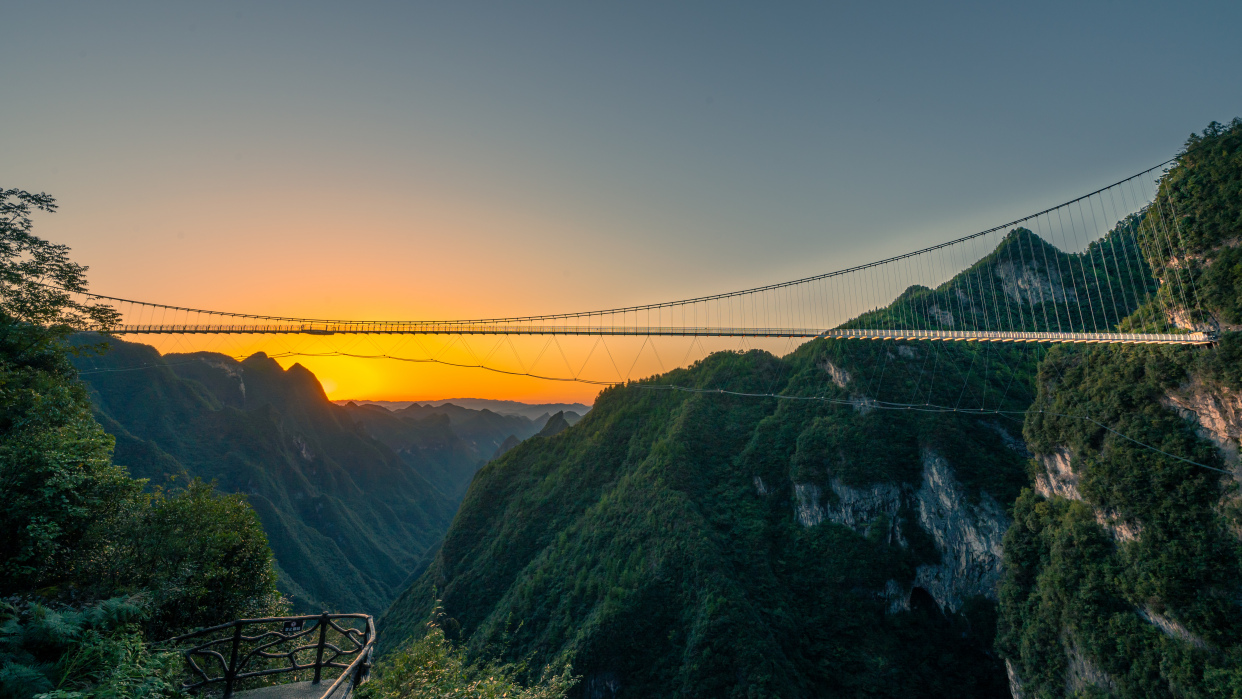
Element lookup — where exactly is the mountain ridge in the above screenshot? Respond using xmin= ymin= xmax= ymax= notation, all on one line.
xmin=337 ymin=398 xmax=592 ymax=422
xmin=72 ymin=338 xmax=460 ymax=617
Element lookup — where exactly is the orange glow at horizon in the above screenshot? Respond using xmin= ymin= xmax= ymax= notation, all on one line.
xmin=129 ymin=333 xmax=799 ymax=405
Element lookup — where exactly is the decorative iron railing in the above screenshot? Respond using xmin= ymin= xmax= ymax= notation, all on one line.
xmin=166 ymin=612 xmax=375 ymax=698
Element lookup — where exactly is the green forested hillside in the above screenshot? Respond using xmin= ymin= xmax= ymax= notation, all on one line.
xmin=72 ymin=338 xmax=460 ymax=616
xmin=338 ymin=400 xmax=539 ymax=499
xmin=380 ymin=121 xmax=1242 ymax=698
xmin=998 ymin=119 xmax=1242 ymax=696
xmin=380 ymin=339 xmax=1040 ymax=697
xmin=379 ymin=304 xmax=1054 ymax=697
xmin=848 ymin=224 xmax=1156 ymax=336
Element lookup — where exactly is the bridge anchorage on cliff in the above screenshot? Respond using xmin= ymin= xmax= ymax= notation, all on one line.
xmin=82 ymin=160 xmax=1216 ymax=347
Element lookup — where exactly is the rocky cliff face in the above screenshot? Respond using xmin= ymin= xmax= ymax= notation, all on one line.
xmin=1033 ymin=448 xmax=1142 ymax=542
xmin=795 ymin=448 xmax=1010 ymax=614
xmin=912 ymin=450 xmax=1009 ymax=613
xmin=793 ymin=479 xmax=903 ymax=539
xmin=994 ymin=259 xmax=1074 ymax=304
xmin=1002 ymin=342 xmax=1242 ymax=696
xmin=1164 ymin=376 xmax=1242 ymax=473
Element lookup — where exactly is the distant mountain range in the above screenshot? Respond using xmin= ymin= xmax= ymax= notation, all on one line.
xmin=337 ymin=402 xmax=580 ymax=498
xmin=335 ymin=398 xmax=591 ymax=422
xmin=70 ymin=337 xmax=574 ymax=618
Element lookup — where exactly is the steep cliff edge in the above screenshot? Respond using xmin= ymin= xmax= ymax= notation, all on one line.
xmin=998 ymin=120 xmax=1242 ymax=697
xmin=793 ymin=448 xmax=1010 ymax=615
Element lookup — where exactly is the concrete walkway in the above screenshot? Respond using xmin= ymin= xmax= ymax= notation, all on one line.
xmin=232 ymin=680 xmax=351 ymax=699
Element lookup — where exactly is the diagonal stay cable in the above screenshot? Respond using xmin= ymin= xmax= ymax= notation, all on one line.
xmin=50 ymin=160 xmax=1177 ymax=329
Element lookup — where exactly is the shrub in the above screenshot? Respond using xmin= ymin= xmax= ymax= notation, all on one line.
xmin=76 ymin=477 xmax=286 ymax=639
xmin=361 ymin=606 xmax=575 ymax=699
xmin=0 ymin=596 xmax=181 ymax=699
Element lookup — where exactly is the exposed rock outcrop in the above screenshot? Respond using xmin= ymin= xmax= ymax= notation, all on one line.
xmin=994 ymin=260 xmax=1073 ymax=304
xmin=1005 ymin=659 xmax=1024 ymax=699
xmin=927 ymin=304 xmax=955 ymax=327
xmin=1065 ymin=642 xmax=1116 ymax=695
xmin=1164 ymin=378 xmax=1242 ymax=472
xmin=1034 ymin=448 xmax=1142 ymax=542
xmin=913 ymin=450 xmax=1009 ymax=613
xmin=794 ymin=479 xmax=905 ymax=544
xmin=292 ymin=434 xmax=315 ymax=462
xmin=793 ymin=483 xmax=825 ymax=527
xmin=819 ymin=359 xmax=851 ymax=388
xmin=1137 ymin=606 xmax=1209 ymax=649
xmin=882 ymin=579 xmax=910 ymax=614
xmin=795 ymin=449 xmax=1010 ymax=613
xmin=1034 ymin=449 xmax=1080 ymax=500
xmin=895 ymin=344 xmax=919 ymax=359
xmin=986 ymin=422 xmax=1032 ymax=458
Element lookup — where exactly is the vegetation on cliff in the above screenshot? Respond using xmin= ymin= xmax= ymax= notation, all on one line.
xmin=361 ymin=605 xmax=576 ymax=699
xmin=379 ymin=121 xmax=1242 ymax=697
xmin=0 ymin=189 xmax=282 ymax=698
xmin=380 ymin=322 xmax=1043 ymax=696
xmin=998 ymin=119 xmax=1242 ymax=696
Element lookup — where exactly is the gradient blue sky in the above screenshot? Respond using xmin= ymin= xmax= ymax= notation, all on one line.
xmin=2 ymin=2 xmax=1240 ymax=400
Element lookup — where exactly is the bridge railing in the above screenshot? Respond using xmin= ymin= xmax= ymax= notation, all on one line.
xmin=108 ymin=322 xmax=1217 ymax=345
xmin=166 ymin=612 xmax=374 ymax=698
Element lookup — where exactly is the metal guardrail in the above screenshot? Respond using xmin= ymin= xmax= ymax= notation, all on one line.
xmin=167 ymin=612 xmax=375 ymax=698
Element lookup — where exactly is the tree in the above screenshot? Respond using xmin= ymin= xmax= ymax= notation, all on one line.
xmin=0 ymin=188 xmax=285 ymax=695
xmin=78 ymin=478 xmax=285 ymax=639
xmin=0 ymin=189 xmax=135 ymax=592
xmin=0 ymin=188 xmax=119 ymax=333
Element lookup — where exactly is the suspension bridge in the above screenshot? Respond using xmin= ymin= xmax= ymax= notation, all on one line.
xmin=83 ymin=162 xmax=1216 ymax=347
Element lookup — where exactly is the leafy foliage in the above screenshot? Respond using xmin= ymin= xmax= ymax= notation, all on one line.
xmin=0 ymin=369 xmax=139 ymax=592
xmin=361 ymin=605 xmax=576 ymax=699
xmin=0 ymin=190 xmax=140 ymax=593
xmin=1154 ymin=118 xmax=1242 ymax=325
xmin=0 ymin=189 xmax=285 ymax=694
xmin=0 ymin=189 xmax=119 ymax=332
xmin=0 ymin=596 xmax=181 ymax=699
xmin=74 ymin=478 xmax=285 ymax=639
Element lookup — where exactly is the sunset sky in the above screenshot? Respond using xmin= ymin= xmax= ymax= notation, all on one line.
xmin=3 ymin=2 xmax=1241 ymax=403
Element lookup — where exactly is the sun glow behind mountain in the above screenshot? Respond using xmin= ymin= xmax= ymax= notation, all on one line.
xmin=133 ymin=331 xmax=796 ymax=404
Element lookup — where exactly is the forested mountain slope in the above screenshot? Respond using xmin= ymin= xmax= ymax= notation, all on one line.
xmin=379 ymin=336 xmax=1037 ymax=697
xmin=999 ymin=120 xmax=1242 ymax=696
xmin=380 ymin=120 xmax=1242 ymax=698
xmin=72 ymin=338 xmax=459 ymax=616
xmin=375 ymin=223 xmax=1137 ymax=696
xmin=339 ymin=400 xmax=542 ymax=499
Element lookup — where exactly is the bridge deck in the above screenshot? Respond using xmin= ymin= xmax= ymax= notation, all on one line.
xmin=109 ymin=325 xmax=1214 ymax=345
